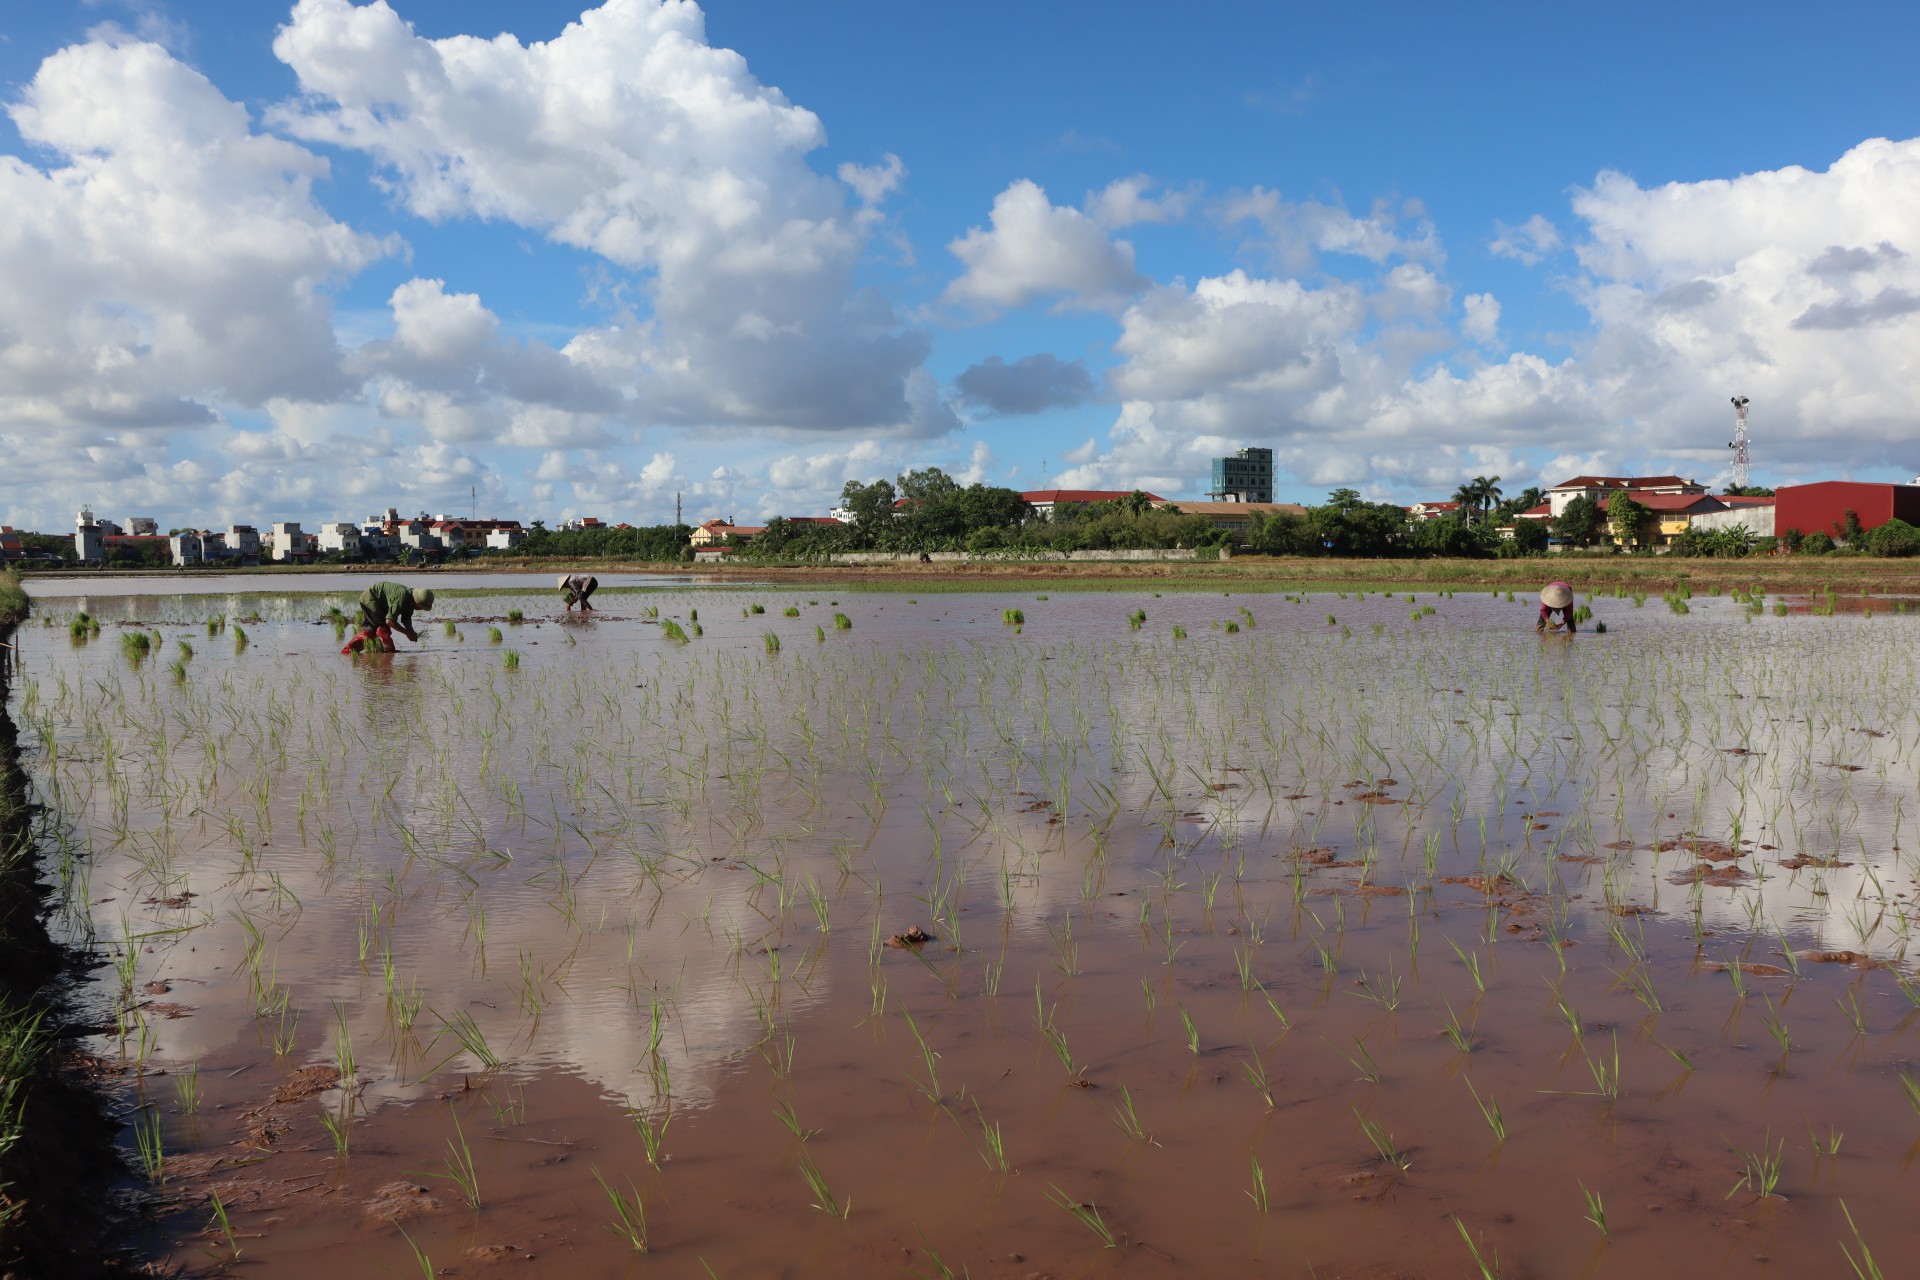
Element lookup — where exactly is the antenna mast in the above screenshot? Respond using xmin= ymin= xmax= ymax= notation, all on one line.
xmin=1728 ymin=396 xmax=1751 ymax=490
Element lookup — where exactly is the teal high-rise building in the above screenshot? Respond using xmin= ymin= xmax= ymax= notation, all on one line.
xmin=1209 ymin=447 xmax=1274 ymax=503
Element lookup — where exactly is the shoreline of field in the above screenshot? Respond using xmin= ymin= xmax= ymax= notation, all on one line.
xmin=0 ymin=576 xmax=130 ymax=1276
xmin=18 ymin=553 xmax=1920 ymax=598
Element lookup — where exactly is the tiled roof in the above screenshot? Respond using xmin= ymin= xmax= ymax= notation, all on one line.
xmin=1022 ymin=489 xmax=1167 ymax=504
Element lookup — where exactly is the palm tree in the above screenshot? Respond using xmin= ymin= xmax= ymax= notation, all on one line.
xmin=1451 ymin=475 xmax=1503 ymax=525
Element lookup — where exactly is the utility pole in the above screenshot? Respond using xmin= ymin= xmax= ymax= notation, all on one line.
xmin=675 ymin=491 xmax=682 ymax=527
xmin=1728 ymin=397 xmax=1751 ymax=490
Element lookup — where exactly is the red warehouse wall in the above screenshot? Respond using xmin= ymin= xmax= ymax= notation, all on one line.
xmin=1776 ymin=482 xmax=1920 ymax=538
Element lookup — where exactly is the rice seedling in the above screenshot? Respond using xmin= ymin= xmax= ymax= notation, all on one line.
xmin=1840 ymin=1200 xmax=1884 ymax=1279
xmin=206 ymin=1188 xmax=240 ymax=1261
xmin=1726 ymin=1132 xmax=1784 ymax=1201
xmin=1579 ymin=1181 xmax=1607 ymax=1235
xmin=661 ymin=619 xmax=689 ymax=642
xmin=411 ymin=1107 xmax=481 ymax=1208
xmin=797 ymin=1145 xmax=849 ymax=1218
xmin=1247 ymin=1154 xmax=1269 ymax=1213
xmin=593 ymin=1167 xmax=650 ymax=1252
xmin=1465 ymin=1077 xmax=1505 ymax=1143
xmin=1452 ymin=1216 xmax=1503 ymax=1279
xmin=834 ymin=613 xmax=852 ymax=630
xmin=1354 ymin=1108 xmax=1410 ymax=1171
xmin=763 ymin=630 xmax=781 ymax=654
xmin=503 ymin=649 xmax=520 ymax=669
xmin=1899 ymin=1071 xmax=1920 ymax=1119
xmin=131 ymin=1105 xmax=164 ymax=1182
xmin=1044 ymin=1184 xmax=1119 ymax=1248
xmin=397 ymin=1225 xmax=434 ymax=1279
xmin=1110 ymin=1085 xmax=1157 ymax=1145
xmin=1003 ymin=608 xmax=1025 ymax=625
xmin=1241 ymin=1046 xmax=1276 ymax=1109
xmin=487 ymin=626 xmax=503 ymax=644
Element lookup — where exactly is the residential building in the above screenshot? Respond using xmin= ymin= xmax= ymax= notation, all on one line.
xmin=689 ymin=518 xmax=765 ymax=547
xmin=1021 ymin=489 xmax=1165 ymax=520
xmin=74 ymin=507 xmax=104 ymax=562
xmin=1624 ymin=492 xmax=1729 ymax=546
xmin=226 ymin=525 xmax=262 ymax=561
xmin=1545 ymin=474 xmax=1704 ymax=518
xmin=1208 ymin=447 xmax=1275 ymax=503
xmin=168 ymin=531 xmax=203 ymax=566
xmin=396 ymin=521 xmax=443 ymax=555
xmin=1408 ymin=501 xmax=1461 ymax=522
xmin=828 ymin=506 xmax=856 ymax=523
xmin=125 ymin=517 xmax=159 ymax=536
xmin=354 ymin=525 xmax=393 ymax=558
xmin=485 ymin=527 xmax=524 ymax=551
xmin=1775 ymin=481 xmax=1920 ymax=541
xmin=0 ymin=527 xmax=24 ymax=562
xmin=316 ymin=522 xmax=363 ymax=558
xmin=558 ymin=516 xmax=605 ymax=532
xmin=269 ymin=522 xmax=314 ymax=562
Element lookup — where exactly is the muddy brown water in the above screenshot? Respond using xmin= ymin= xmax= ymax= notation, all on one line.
xmin=11 ymin=581 xmax=1920 ymax=1276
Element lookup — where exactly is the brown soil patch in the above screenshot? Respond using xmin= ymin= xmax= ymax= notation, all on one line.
xmin=1778 ymin=854 xmax=1853 ymax=869
xmin=363 ymin=1182 xmax=443 ymax=1223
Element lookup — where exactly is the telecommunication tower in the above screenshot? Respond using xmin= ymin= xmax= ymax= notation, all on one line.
xmin=1728 ymin=396 xmax=1751 ymax=490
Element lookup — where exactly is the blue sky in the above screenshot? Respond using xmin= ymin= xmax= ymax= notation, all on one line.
xmin=1 ymin=0 xmax=1916 ymax=529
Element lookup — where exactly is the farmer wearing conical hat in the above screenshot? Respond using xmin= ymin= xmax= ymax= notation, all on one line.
xmin=1536 ymin=581 xmax=1577 ymax=633
xmin=558 ymin=573 xmax=598 ymax=612
xmin=343 ymin=581 xmax=434 ymax=653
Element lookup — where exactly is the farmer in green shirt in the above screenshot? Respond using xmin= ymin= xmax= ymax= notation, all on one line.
xmin=343 ymin=582 xmax=434 ymax=653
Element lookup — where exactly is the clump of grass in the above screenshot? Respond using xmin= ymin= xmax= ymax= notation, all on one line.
xmin=1045 ymin=1184 xmax=1119 ymax=1248
xmin=833 ymin=612 xmax=852 ymax=630
xmin=593 ymin=1167 xmax=649 ymax=1252
xmin=120 ymin=631 xmax=153 ymax=661
xmin=506 ymin=608 xmax=524 ymax=623
xmin=814 ymin=624 xmax=825 ymax=642
xmin=661 ymin=620 xmax=689 ymax=643
xmin=1171 ymin=625 xmax=1186 ymax=639
xmin=487 ymin=626 xmax=503 ymax=644
xmin=232 ymin=624 xmax=248 ymax=651
xmin=1003 ymin=608 xmax=1024 ymax=625
xmin=1128 ymin=609 xmax=1146 ymax=630
xmin=763 ymin=631 xmax=781 ymax=654
xmin=503 ymin=650 xmax=520 ymax=670
xmin=783 ymin=606 xmax=800 ymax=617
xmin=1224 ymin=620 xmax=1240 ymax=634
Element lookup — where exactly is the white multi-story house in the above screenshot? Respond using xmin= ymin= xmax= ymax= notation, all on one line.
xmin=316 ymin=522 xmax=363 ymax=557
xmin=168 ymin=531 xmax=203 ymax=566
xmin=269 ymin=522 xmax=314 ymax=562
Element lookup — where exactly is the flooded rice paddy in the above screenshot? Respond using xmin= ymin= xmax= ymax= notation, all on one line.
xmin=12 ymin=577 xmax=1920 ymax=1277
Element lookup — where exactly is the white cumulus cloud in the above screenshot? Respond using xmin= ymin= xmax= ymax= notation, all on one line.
xmin=945 ymin=179 xmax=1149 ymax=312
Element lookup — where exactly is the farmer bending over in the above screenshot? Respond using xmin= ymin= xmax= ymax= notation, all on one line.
xmin=1536 ymin=581 xmax=1577 ymax=633
xmin=558 ymin=573 xmax=598 ymax=612
xmin=344 ymin=582 xmax=434 ymax=653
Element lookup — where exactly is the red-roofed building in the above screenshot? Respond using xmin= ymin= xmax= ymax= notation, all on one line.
xmin=1546 ymin=474 xmax=1705 ymax=518
xmin=1408 ymin=501 xmax=1461 ymax=522
xmin=689 ymin=518 xmax=766 ymax=547
xmin=1022 ymin=489 xmax=1165 ymax=519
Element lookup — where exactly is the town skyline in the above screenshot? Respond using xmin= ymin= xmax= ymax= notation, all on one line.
xmin=0 ymin=0 xmax=1916 ymax=532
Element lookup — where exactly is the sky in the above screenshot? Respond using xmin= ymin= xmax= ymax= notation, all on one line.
xmin=0 ymin=0 xmax=1916 ymax=531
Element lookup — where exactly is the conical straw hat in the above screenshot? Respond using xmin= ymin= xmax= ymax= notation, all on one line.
xmin=1540 ymin=582 xmax=1573 ymax=608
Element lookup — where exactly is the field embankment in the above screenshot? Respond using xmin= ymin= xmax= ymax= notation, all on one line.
xmin=0 ymin=572 xmax=125 ymax=1278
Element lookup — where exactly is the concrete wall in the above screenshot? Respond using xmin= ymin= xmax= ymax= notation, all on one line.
xmin=1691 ymin=505 xmax=1775 ymax=537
